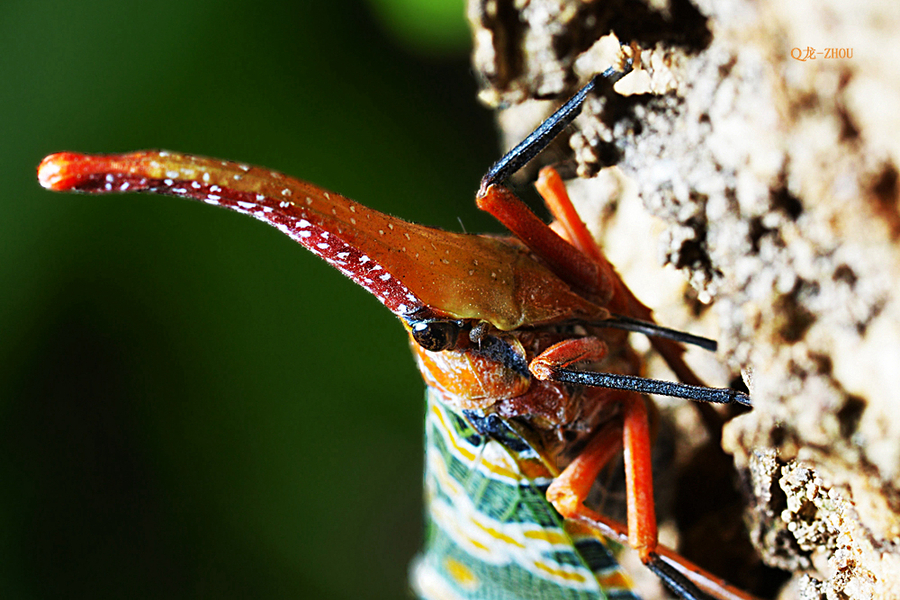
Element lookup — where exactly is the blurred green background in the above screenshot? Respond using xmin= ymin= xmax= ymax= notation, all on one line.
xmin=1 ymin=1 xmax=501 ymax=598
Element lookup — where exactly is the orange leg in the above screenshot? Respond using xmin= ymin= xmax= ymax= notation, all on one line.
xmin=476 ymin=183 xmax=603 ymax=299
xmin=532 ymin=335 xmax=657 ymax=559
xmin=534 ymin=338 xmax=747 ymax=600
xmin=533 ymin=165 xmax=631 ymax=314
xmin=536 ymin=165 xmax=604 ymax=264
xmin=535 ymin=165 xmax=727 ymax=434
xmin=545 ymin=393 xmax=658 ymax=561
xmin=547 ymin=421 xmax=623 ymax=520
xmin=528 ymin=336 xmax=607 ymax=381
xmin=548 ymin=393 xmax=755 ymax=600
xmin=622 ymin=393 xmax=657 ymax=560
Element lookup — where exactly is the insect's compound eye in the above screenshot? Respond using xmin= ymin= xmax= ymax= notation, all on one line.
xmin=409 ymin=320 xmax=460 ymax=352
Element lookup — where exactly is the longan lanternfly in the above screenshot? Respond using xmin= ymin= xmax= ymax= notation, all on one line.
xmin=39 ymin=63 xmax=755 ymax=600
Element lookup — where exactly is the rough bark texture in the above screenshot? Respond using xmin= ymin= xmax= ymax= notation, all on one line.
xmin=467 ymin=1 xmax=900 ymax=599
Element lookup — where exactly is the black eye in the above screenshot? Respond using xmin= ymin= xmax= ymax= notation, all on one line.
xmin=409 ymin=320 xmax=460 ymax=352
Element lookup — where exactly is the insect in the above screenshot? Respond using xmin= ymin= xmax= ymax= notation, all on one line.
xmin=38 ymin=64 xmax=754 ymax=600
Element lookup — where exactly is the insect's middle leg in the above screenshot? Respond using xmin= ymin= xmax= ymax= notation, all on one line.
xmin=548 ymin=390 xmax=716 ymax=600
xmin=544 ymin=396 xmax=658 ymax=561
xmin=622 ymin=392 xmax=657 ymax=561
xmin=546 ymin=419 xmax=623 ymax=520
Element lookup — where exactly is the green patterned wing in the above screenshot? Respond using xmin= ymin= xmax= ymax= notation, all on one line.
xmin=412 ymin=389 xmax=639 ymax=600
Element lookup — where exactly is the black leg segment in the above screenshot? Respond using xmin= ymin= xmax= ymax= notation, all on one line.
xmin=646 ymin=554 xmax=719 ymax=600
xmin=598 ymin=315 xmax=718 ymax=352
xmin=479 ymin=64 xmax=632 ymax=193
xmin=548 ymin=368 xmax=752 ymax=406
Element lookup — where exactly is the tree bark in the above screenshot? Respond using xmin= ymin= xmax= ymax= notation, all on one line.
xmin=467 ymin=1 xmax=900 ymax=598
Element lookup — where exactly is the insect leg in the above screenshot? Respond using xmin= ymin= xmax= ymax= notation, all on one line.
xmin=547 ymin=394 xmax=742 ymax=600
xmin=545 ymin=367 xmax=751 ymax=406
xmin=623 ymin=395 xmax=735 ymax=600
xmin=527 ymin=336 xmax=607 ymax=380
xmin=475 ymin=65 xmax=631 ymax=299
xmin=479 ymin=65 xmax=631 ymax=193
xmin=546 ymin=421 xmax=624 ymax=519
xmin=622 ymin=394 xmax=656 ymax=559
xmin=569 ymin=509 xmax=761 ymax=600
xmin=476 ymin=184 xmax=604 ymax=298
xmin=556 ymin=395 xmax=741 ymax=600
xmin=533 ymin=165 xmax=743 ymax=433
xmin=536 ymin=165 xmax=612 ymax=268
xmin=596 ymin=315 xmax=718 ymax=352
xmin=527 ymin=337 xmax=750 ymax=405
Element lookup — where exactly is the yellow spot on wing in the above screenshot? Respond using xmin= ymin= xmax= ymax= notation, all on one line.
xmin=522 ymin=529 xmax=569 ymax=546
xmin=532 ymin=561 xmax=587 ymax=583
xmin=472 ymin=520 xmax=525 ymax=549
xmin=443 ymin=557 xmax=479 ymax=589
xmin=466 ymin=537 xmax=489 ymax=552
